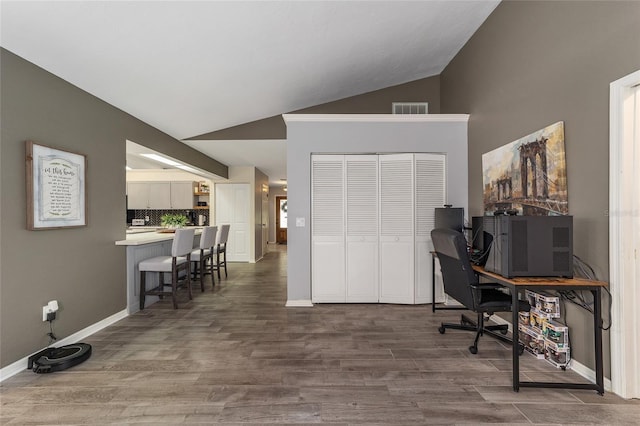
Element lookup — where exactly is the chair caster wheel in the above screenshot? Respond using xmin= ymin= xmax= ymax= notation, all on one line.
xmin=500 ymin=329 xmax=508 ymax=335
xmin=518 ymin=345 xmax=525 ymax=355
xmin=438 ymin=326 xmax=445 ymax=334
xmin=468 ymin=346 xmax=478 ymax=354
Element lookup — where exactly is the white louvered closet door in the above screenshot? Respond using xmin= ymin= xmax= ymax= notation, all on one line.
xmin=345 ymin=155 xmax=379 ymax=302
xmin=414 ymin=154 xmax=446 ymax=304
xmin=311 ymin=155 xmax=346 ymax=303
xmin=379 ymin=154 xmax=415 ymax=304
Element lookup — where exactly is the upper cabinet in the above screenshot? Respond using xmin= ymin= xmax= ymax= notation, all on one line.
xmin=127 ymin=181 xmax=196 ymax=209
xmin=170 ymin=182 xmax=196 ymax=209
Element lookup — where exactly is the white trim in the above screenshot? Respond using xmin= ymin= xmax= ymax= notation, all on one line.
xmin=0 ymin=309 xmax=128 ymax=382
xmin=571 ymin=358 xmax=613 ymax=392
xmin=489 ymin=315 xmax=611 ymax=391
xmin=285 ymin=299 xmax=313 ymax=307
xmin=282 ymin=113 xmax=470 ymax=123
xmin=609 ymin=69 xmax=640 ymax=399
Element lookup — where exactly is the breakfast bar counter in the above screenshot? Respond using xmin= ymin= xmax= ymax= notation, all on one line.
xmin=116 ymin=228 xmax=202 ymax=313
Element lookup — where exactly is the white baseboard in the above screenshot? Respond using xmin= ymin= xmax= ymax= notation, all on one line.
xmin=0 ymin=309 xmax=128 ymax=382
xmin=285 ymin=299 xmax=313 ymax=307
xmin=489 ymin=315 xmax=611 ymax=392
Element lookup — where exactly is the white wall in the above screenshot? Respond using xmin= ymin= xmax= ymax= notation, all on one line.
xmin=283 ymin=114 xmax=469 ymax=303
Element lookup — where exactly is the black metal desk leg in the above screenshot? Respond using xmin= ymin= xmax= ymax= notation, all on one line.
xmin=512 ymin=288 xmax=520 ymax=392
xmin=593 ymin=288 xmax=605 ymax=395
xmin=431 ymin=254 xmax=436 ymax=313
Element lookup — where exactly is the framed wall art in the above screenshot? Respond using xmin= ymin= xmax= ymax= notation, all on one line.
xmin=26 ymin=141 xmax=87 ymax=230
xmin=481 ymin=121 xmax=568 ymax=216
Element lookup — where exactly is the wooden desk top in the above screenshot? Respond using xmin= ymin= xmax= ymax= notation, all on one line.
xmin=472 ymin=265 xmax=608 ymax=288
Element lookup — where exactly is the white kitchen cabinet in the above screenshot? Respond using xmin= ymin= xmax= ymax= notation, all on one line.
xmin=147 ymin=182 xmax=171 ymax=209
xmin=127 ymin=182 xmax=171 ymax=209
xmin=127 ymin=182 xmax=150 ymax=209
xmin=127 ymin=181 xmax=196 ymax=209
xmin=170 ymin=182 xmax=196 ymax=209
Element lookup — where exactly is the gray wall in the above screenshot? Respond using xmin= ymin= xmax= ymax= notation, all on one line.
xmin=441 ymin=1 xmax=640 ymax=376
xmin=188 ymin=75 xmax=441 ymax=140
xmin=0 ymin=49 xmax=226 ymax=368
xmin=284 ymin=115 xmax=469 ymax=302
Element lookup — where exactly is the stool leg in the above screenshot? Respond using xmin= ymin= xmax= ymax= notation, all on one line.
xmin=223 ymin=251 xmax=227 ymax=278
xmin=217 ymin=251 xmax=222 ymax=280
xmin=214 ymin=255 xmax=216 ymax=290
xmin=171 ymin=266 xmax=179 ymax=309
xmin=186 ymin=263 xmax=193 ymax=301
xmin=139 ymin=270 xmax=146 ymax=311
xmin=199 ymin=258 xmax=205 ymax=292
xmin=158 ymin=273 xmax=164 ymax=299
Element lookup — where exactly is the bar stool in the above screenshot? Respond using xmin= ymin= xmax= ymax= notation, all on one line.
xmin=213 ymin=224 xmax=230 ymax=280
xmin=190 ymin=226 xmax=217 ymax=291
xmin=139 ymin=228 xmax=195 ymax=310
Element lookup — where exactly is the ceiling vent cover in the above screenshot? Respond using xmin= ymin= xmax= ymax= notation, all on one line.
xmin=392 ymin=102 xmax=429 ymax=114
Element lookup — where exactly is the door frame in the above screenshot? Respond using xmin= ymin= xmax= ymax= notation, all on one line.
xmin=276 ymin=196 xmax=287 ymax=244
xmin=609 ymin=69 xmax=640 ymax=399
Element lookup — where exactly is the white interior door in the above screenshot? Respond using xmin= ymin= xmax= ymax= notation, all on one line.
xmin=379 ymin=154 xmax=415 ymax=304
xmin=346 ymin=155 xmax=379 ymax=302
xmin=414 ymin=154 xmax=446 ymax=304
xmin=215 ymin=183 xmax=250 ymax=262
xmin=312 ymin=156 xmax=345 ymax=302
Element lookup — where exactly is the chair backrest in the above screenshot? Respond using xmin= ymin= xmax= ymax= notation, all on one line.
xmin=199 ymin=226 xmax=217 ymax=250
xmin=172 ymin=228 xmax=195 ymax=257
xmin=431 ymin=228 xmax=477 ymax=310
xmin=217 ymin=224 xmax=231 ymax=246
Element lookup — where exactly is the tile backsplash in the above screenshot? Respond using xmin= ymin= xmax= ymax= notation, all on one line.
xmin=128 ymin=209 xmax=210 ymax=227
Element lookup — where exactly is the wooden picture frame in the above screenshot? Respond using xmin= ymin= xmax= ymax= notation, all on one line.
xmin=26 ymin=141 xmax=87 ymax=230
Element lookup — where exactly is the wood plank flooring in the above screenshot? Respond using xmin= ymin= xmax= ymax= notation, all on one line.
xmin=2 ymin=245 xmax=638 ymax=424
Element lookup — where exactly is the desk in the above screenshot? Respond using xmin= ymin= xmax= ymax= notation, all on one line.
xmin=473 ymin=265 xmax=607 ymax=394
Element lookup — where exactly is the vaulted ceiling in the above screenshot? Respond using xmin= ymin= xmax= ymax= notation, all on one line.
xmin=1 ymin=1 xmax=499 ymax=182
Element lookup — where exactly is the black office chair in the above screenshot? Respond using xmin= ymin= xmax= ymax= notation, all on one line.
xmin=431 ymin=228 xmax=529 ymax=354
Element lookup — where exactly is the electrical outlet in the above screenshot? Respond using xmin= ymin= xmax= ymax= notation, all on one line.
xmin=42 ymin=300 xmax=59 ymax=321
xmin=145 ymin=216 xmax=150 ymax=222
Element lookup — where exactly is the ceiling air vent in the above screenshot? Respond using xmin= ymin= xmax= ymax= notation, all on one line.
xmin=392 ymin=102 xmax=429 ymax=115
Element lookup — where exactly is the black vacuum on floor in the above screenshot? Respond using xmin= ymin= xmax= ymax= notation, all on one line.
xmin=27 ymin=343 xmax=92 ymax=374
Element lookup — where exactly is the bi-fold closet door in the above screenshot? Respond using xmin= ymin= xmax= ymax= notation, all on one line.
xmin=311 ymin=153 xmax=445 ymax=304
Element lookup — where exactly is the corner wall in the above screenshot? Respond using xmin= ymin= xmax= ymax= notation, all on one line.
xmin=0 ymin=49 xmax=224 ymax=368
xmin=440 ymin=0 xmax=640 ymax=377
xmin=284 ymin=114 xmax=469 ymax=303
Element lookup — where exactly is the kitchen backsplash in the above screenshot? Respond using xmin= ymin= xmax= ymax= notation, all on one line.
xmin=128 ymin=209 xmax=210 ymax=227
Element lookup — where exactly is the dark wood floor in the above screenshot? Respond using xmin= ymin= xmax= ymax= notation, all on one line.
xmin=2 ymin=245 xmax=638 ymax=425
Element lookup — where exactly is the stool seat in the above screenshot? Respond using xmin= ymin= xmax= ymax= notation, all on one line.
xmin=140 ymin=256 xmax=188 ymax=272
xmin=139 ymin=228 xmax=195 ymax=310
xmin=189 ymin=249 xmax=211 ymax=262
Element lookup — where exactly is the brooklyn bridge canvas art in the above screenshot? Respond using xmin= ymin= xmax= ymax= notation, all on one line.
xmin=482 ymin=121 xmax=568 ymax=216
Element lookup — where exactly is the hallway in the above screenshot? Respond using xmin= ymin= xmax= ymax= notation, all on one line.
xmin=1 ymin=245 xmax=638 ymax=424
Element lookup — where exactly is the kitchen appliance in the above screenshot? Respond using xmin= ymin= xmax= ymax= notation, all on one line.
xmin=198 ymin=214 xmax=206 ymax=226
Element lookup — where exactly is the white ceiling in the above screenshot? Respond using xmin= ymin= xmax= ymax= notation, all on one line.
xmin=1 ymin=0 xmax=499 ymax=183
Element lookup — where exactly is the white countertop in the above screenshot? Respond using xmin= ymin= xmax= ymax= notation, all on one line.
xmin=116 ymin=227 xmax=203 ymax=246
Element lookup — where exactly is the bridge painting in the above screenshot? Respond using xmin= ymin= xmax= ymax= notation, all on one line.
xmin=482 ymin=121 xmax=568 ymax=216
